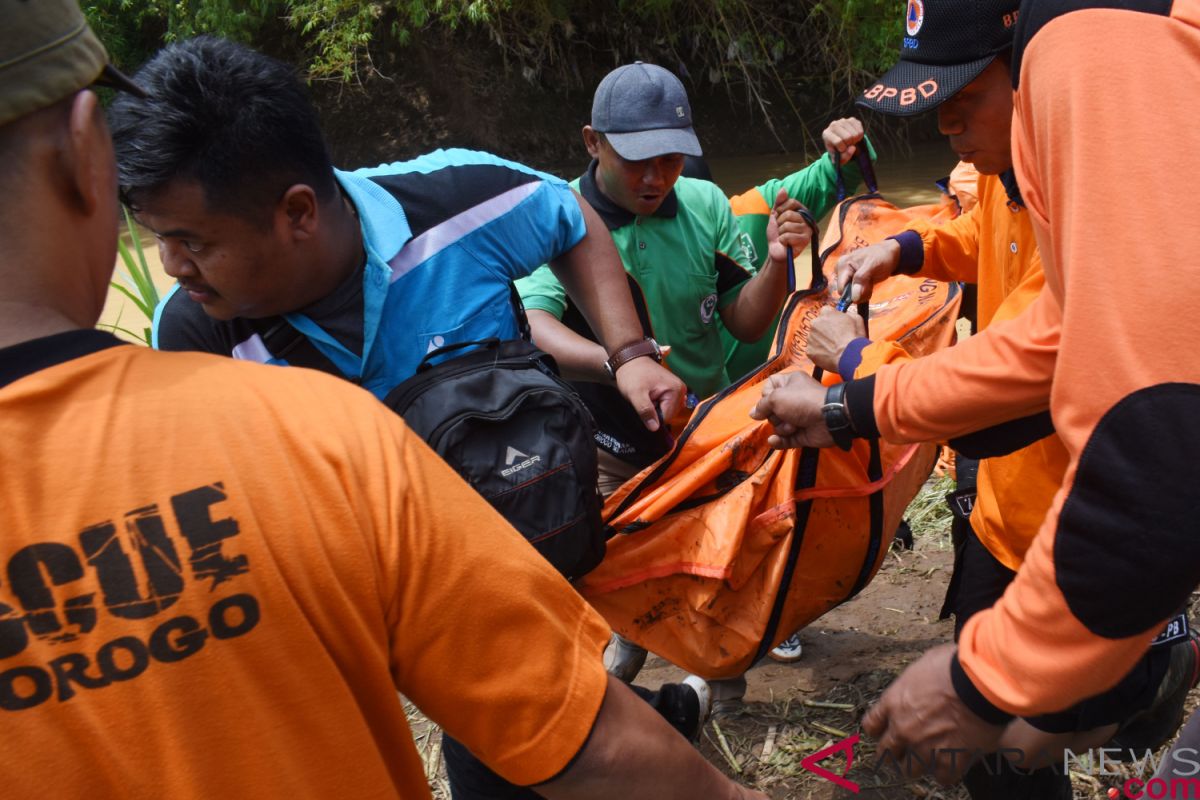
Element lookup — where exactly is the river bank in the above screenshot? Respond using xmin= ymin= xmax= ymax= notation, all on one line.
xmin=292 ymin=8 xmax=938 ymax=173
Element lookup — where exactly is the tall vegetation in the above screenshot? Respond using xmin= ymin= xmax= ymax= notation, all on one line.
xmin=104 ymin=208 xmax=160 ymax=346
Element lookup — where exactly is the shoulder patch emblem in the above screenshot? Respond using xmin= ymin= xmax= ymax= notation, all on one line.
xmin=738 ymin=231 xmax=758 ymax=268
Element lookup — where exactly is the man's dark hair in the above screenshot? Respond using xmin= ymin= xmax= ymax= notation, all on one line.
xmin=109 ymin=36 xmax=336 ymax=224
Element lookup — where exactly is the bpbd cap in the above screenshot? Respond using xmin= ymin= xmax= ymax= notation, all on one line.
xmin=591 ymin=62 xmax=702 ymax=161
xmin=0 ymin=0 xmax=144 ymax=129
xmin=857 ymin=0 xmax=1020 ymax=116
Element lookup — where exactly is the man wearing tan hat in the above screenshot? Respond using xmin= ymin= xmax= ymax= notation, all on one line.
xmin=0 ymin=4 xmax=768 ymax=799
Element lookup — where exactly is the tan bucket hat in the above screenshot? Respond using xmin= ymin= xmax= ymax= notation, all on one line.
xmin=0 ymin=0 xmax=144 ymax=128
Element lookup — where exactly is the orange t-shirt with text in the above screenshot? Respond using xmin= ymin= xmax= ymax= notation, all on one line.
xmin=0 ymin=335 xmax=610 ymax=798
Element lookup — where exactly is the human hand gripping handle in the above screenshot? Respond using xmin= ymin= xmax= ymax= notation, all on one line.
xmin=613 ymin=355 xmax=684 ymax=432
xmin=766 ymin=189 xmax=813 ymax=267
xmin=822 ymin=116 xmax=866 ymax=165
xmin=861 ymin=644 xmax=1006 ymax=786
xmin=835 ymin=238 xmax=901 ymax=304
xmin=749 ymin=372 xmax=835 ymax=449
xmin=807 ymin=305 xmax=866 ymax=374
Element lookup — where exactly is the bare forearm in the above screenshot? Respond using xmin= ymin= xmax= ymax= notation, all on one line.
xmin=720 ymin=256 xmax=789 ymax=342
xmin=538 ymin=676 xmax=762 ymax=800
xmin=549 ymin=192 xmax=644 ymax=354
xmin=528 ymin=309 xmax=609 ymax=382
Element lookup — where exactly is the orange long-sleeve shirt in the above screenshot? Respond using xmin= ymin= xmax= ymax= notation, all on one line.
xmin=855 ymin=174 xmax=1069 ymax=571
xmin=845 ymin=0 xmax=1200 ymax=719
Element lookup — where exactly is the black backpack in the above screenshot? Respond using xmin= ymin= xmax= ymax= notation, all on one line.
xmin=382 ymin=338 xmax=604 ymax=580
xmin=251 ymin=290 xmax=605 ymax=581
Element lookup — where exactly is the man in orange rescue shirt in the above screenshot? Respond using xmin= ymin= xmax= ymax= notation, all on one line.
xmin=0 ymin=3 xmax=768 ymax=799
xmin=805 ymin=2 xmax=1196 ymax=797
xmin=752 ymin=0 xmax=1200 ymax=788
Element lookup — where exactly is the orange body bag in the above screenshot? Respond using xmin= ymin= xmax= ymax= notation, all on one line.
xmin=577 ymin=167 xmax=963 ymax=678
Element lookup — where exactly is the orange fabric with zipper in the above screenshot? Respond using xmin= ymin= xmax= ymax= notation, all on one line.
xmin=578 ymin=189 xmax=960 ymax=678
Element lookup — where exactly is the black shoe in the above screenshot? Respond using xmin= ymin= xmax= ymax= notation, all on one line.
xmin=1108 ymin=631 xmax=1200 ymax=754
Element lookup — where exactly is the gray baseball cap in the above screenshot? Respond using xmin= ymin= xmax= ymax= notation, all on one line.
xmin=591 ymin=62 xmax=702 ymax=161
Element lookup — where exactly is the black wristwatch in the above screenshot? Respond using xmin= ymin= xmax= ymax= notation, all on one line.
xmin=604 ymin=337 xmax=663 ymax=379
xmin=821 ymin=382 xmax=857 ymax=451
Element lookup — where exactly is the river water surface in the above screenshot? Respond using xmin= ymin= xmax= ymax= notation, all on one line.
xmin=708 ymin=138 xmax=959 ymax=213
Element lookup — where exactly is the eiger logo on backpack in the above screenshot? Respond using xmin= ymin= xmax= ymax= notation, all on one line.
xmin=502 ymin=446 xmax=542 ymax=477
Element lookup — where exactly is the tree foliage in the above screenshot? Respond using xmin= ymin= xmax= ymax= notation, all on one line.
xmin=84 ymin=1 xmax=902 ymax=145
xmin=84 ymin=1 xmax=275 ymax=70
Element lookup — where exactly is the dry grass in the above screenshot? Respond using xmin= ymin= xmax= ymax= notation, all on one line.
xmin=406 ymin=699 xmax=449 ymax=799
xmin=693 ymin=669 xmax=971 ymax=798
xmin=904 ymin=473 xmax=956 ymax=547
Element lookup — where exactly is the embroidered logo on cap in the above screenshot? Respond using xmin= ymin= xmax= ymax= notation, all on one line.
xmin=906 ymin=0 xmax=925 ymax=36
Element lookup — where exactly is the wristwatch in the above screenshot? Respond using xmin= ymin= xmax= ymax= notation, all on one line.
xmin=821 ymin=381 xmax=857 ymax=451
xmin=604 ymin=337 xmax=663 ymax=379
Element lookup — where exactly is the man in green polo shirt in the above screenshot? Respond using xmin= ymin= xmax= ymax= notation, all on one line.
xmin=517 ymin=61 xmax=812 ymax=494
xmin=516 ymin=61 xmax=813 ymax=692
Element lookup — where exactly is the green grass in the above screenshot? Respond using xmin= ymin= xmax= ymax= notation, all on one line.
xmin=102 ymin=207 xmax=159 ymax=346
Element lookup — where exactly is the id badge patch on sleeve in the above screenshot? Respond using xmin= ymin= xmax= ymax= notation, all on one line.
xmin=1151 ymin=613 xmax=1190 ymax=649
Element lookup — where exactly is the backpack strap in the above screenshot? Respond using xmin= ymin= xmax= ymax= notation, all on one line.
xmin=510 ymin=282 xmax=532 ymax=342
xmin=253 ymin=282 xmax=530 ymax=377
xmin=250 ymin=317 xmax=343 ymax=376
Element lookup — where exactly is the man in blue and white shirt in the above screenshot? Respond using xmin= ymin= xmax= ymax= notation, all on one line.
xmin=112 ymin=36 xmax=683 ymax=429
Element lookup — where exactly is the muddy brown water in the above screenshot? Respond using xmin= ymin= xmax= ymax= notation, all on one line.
xmin=707 ymin=139 xmax=959 ymax=214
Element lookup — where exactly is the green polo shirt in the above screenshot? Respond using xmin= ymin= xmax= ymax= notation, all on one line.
xmin=517 ymin=164 xmax=757 ymax=400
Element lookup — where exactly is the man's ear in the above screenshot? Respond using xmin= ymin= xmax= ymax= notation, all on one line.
xmin=63 ymin=90 xmax=113 ymax=216
xmin=582 ymin=126 xmax=602 ymax=160
xmin=277 ymin=184 xmax=319 ymax=241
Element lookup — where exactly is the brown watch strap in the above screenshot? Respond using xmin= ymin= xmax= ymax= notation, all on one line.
xmin=605 ymin=338 xmax=661 ymax=376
